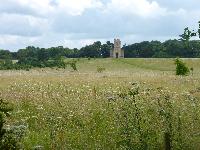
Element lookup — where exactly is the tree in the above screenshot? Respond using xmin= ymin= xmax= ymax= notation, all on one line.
xmin=138 ymin=41 xmax=155 ymax=57
xmin=163 ymin=40 xmax=186 ymax=57
xmin=179 ymin=21 xmax=200 ymax=45
xmin=179 ymin=21 xmax=200 ymax=57
xmin=79 ymin=42 xmax=102 ymax=58
xmin=48 ymin=46 xmax=65 ymax=59
xmin=123 ymin=43 xmax=140 ymax=58
xmin=175 ymin=58 xmax=190 ymax=76
xmin=101 ymin=41 xmax=113 ymax=58
xmin=0 ymin=50 xmax=12 ymax=60
xmin=38 ymin=48 xmax=49 ymax=62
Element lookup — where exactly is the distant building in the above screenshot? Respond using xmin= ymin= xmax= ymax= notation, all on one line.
xmin=110 ymin=39 xmax=124 ymax=58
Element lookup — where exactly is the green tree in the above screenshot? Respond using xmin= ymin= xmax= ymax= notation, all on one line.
xmin=48 ymin=46 xmax=66 ymax=59
xmin=79 ymin=41 xmax=102 ymax=58
xmin=163 ymin=40 xmax=187 ymax=57
xmin=179 ymin=21 xmax=200 ymax=46
xmin=175 ymin=58 xmax=190 ymax=76
xmin=38 ymin=48 xmax=49 ymax=62
xmin=101 ymin=41 xmax=113 ymax=58
xmin=0 ymin=50 xmax=12 ymax=60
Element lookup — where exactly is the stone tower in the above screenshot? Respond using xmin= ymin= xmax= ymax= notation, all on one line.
xmin=110 ymin=39 xmax=124 ymax=58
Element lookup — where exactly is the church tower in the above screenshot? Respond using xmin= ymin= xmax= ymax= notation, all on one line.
xmin=110 ymin=39 xmax=124 ymax=58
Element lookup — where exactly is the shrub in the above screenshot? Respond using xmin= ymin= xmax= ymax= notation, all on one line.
xmin=0 ymin=59 xmax=14 ymax=70
xmin=97 ymin=66 xmax=106 ymax=73
xmin=0 ymin=99 xmax=26 ymax=149
xmin=44 ymin=59 xmax=66 ymax=69
xmin=0 ymin=57 xmax=68 ymax=71
xmin=175 ymin=58 xmax=190 ymax=76
xmin=67 ymin=60 xmax=78 ymax=71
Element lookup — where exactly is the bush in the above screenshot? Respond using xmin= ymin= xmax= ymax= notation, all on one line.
xmin=0 ymin=59 xmax=14 ymax=70
xmin=0 ymin=99 xmax=26 ymax=149
xmin=0 ymin=57 xmax=68 ymax=71
xmin=46 ymin=58 xmax=66 ymax=69
xmin=67 ymin=60 xmax=78 ymax=71
xmin=175 ymin=58 xmax=190 ymax=76
xmin=97 ymin=66 xmax=106 ymax=73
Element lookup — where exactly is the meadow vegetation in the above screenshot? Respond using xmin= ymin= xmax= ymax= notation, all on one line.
xmin=0 ymin=58 xmax=200 ymax=149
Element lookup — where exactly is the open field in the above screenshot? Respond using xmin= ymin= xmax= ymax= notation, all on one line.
xmin=0 ymin=58 xmax=200 ymax=149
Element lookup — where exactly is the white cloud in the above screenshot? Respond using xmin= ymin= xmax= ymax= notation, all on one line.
xmin=17 ymin=0 xmax=53 ymax=15
xmin=0 ymin=0 xmax=53 ymax=17
xmin=105 ymin=0 xmax=166 ymax=18
xmin=0 ymin=0 xmax=103 ymax=16
xmin=0 ymin=13 xmax=48 ymax=36
xmin=55 ymin=0 xmax=103 ymax=16
xmin=0 ymin=0 xmax=200 ymax=51
xmin=0 ymin=35 xmax=38 ymax=50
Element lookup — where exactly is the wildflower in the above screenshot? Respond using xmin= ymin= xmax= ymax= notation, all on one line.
xmin=37 ymin=105 xmax=44 ymax=110
xmin=32 ymin=145 xmax=44 ymax=150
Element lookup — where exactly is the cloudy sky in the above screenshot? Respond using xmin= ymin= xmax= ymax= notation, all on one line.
xmin=0 ymin=0 xmax=200 ymax=51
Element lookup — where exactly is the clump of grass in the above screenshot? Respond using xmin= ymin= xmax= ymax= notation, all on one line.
xmin=97 ymin=66 xmax=105 ymax=73
xmin=190 ymin=67 xmax=194 ymax=75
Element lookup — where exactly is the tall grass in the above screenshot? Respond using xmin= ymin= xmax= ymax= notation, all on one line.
xmin=0 ymin=80 xmax=199 ymax=149
xmin=0 ymin=58 xmax=200 ymax=149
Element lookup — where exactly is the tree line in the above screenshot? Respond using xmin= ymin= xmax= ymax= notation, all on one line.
xmin=1 ymin=40 xmax=200 ymax=61
xmin=124 ymin=40 xmax=200 ymax=58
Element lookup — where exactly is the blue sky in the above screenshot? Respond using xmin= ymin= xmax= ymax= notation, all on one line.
xmin=0 ymin=0 xmax=200 ymax=51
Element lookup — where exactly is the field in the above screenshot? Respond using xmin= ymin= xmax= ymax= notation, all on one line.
xmin=0 ymin=58 xmax=200 ymax=149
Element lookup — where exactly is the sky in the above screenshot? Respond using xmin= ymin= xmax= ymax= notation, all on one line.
xmin=0 ymin=0 xmax=200 ymax=51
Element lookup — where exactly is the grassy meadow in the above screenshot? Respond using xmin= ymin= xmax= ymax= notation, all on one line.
xmin=0 ymin=58 xmax=200 ymax=149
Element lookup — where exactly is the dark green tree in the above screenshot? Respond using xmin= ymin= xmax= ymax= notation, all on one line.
xmin=38 ymin=48 xmax=49 ymax=62
xmin=179 ymin=21 xmax=200 ymax=46
xmin=0 ymin=50 xmax=12 ymax=60
xmin=79 ymin=41 xmax=102 ymax=58
xmin=175 ymin=58 xmax=190 ymax=76
xmin=101 ymin=41 xmax=113 ymax=58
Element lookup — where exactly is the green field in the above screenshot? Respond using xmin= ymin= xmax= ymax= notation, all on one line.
xmin=0 ymin=58 xmax=200 ymax=149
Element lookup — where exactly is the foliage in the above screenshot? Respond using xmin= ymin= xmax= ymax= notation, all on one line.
xmin=0 ymin=99 xmax=26 ymax=149
xmin=97 ymin=66 xmax=106 ymax=73
xmin=0 ymin=50 xmax=12 ymax=60
xmin=175 ymin=58 xmax=190 ymax=76
xmin=179 ymin=27 xmax=194 ymax=43
xmin=67 ymin=59 xmax=78 ymax=71
xmin=179 ymin=21 xmax=200 ymax=49
xmin=0 ymin=41 xmax=115 ymax=70
xmin=0 ymin=50 xmax=67 ymax=70
xmin=123 ymin=40 xmax=200 ymax=58
xmin=1 ymin=38 xmax=200 ymax=61
xmin=79 ymin=41 xmax=102 ymax=58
